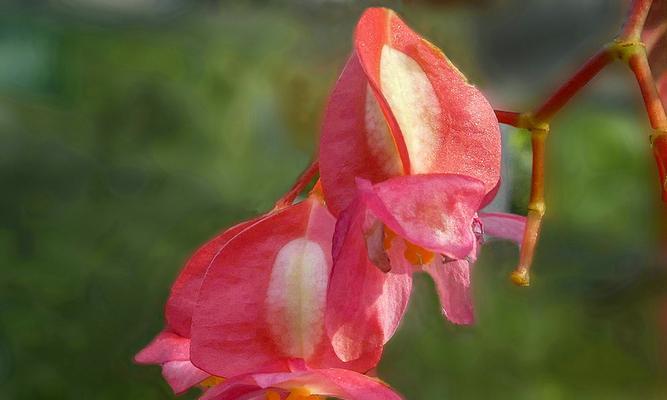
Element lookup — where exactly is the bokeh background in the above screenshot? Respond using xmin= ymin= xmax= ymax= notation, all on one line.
xmin=1 ymin=0 xmax=666 ymax=399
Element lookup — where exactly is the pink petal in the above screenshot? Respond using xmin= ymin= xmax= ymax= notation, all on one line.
xmin=134 ymin=331 xmax=190 ymax=364
xmin=319 ymin=52 xmax=405 ymax=216
xmin=354 ymin=8 xmax=501 ymax=194
xmin=134 ymin=332 xmax=210 ymax=394
xmin=165 ymin=216 xmax=268 ymax=338
xmin=252 ymin=369 xmax=403 ymax=400
xmin=191 ymin=198 xmax=378 ymax=377
xmin=327 ymin=198 xmax=412 ymax=362
xmin=479 ymin=212 xmax=527 ymax=246
xmin=200 ymin=376 xmax=266 ymax=400
xmin=423 ymin=258 xmax=475 ymax=325
xmin=162 ymin=360 xmax=210 ymax=394
xmin=358 ymin=174 xmax=486 ymax=259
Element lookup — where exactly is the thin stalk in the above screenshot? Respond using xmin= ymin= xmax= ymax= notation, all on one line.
xmin=511 ymin=127 xmax=548 ymax=286
xmin=274 ymin=159 xmax=320 ymax=209
xmin=620 ymin=0 xmax=655 ymax=41
xmin=534 ymin=47 xmax=614 ymax=122
xmin=495 ymin=110 xmax=522 ymax=127
xmin=628 ymin=52 xmax=667 ymax=129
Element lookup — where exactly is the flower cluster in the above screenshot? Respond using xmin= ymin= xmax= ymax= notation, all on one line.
xmin=136 ymin=8 xmax=525 ymax=399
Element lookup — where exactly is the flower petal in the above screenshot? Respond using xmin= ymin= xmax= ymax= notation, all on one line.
xmin=200 ymin=376 xmax=266 ymax=400
xmin=319 ymin=52 xmax=404 ymax=216
xmin=327 ymin=198 xmax=412 ymax=362
xmin=479 ymin=212 xmax=526 ymax=246
xmin=354 ymin=7 xmax=502 ymax=194
xmin=134 ymin=331 xmax=190 ymax=364
xmin=162 ymin=360 xmax=210 ymax=395
xmin=252 ymin=369 xmax=403 ymax=400
xmin=166 ymin=216 xmax=267 ymax=337
xmin=358 ymin=174 xmax=486 ymax=259
xmin=191 ymin=198 xmax=378 ymax=377
xmin=423 ymin=258 xmax=475 ymax=325
xmin=134 ymin=332 xmax=210 ymax=394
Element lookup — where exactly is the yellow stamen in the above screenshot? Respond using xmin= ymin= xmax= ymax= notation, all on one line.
xmin=383 ymin=227 xmax=397 ymax=250
xmin=199 ymin=376 xmax=224 ymax=388
xmin=266 ymin=389 xmax=282 ymax=400
xmin=403 ymin=240 xmax=435 ymax=266
xmin=383 ymin=226 xmax=434 ymax=266
xmin=282 ymin=387 xmax=324 ymax=400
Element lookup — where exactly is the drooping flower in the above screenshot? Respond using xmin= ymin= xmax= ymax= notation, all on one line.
xmin=137 ymin=191 xmax=403 ymax=398
xmin=318 ymin=8 xmax=525 ymax=361
xmin=187 ymin=193 xmax=403 ymax=399
xmin=134 ymin=216 xmax=268 ymax=394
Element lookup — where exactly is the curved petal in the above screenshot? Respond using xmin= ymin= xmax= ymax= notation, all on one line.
xmin=358 ymin=174 xmax=486 ymax=259
xmin=354 ymin=7 xmax=502 ymax=194
xmin=134 ymin=332 xmax=209 ymax=394
xmin=191 ymin=198 xmax=378 ymax=377
xmin=166 ymin=216 xmax=267 ymax=337
xmin=162 ymin=360 xmax=210 ymax=395
xmin=423 ymin=258 xmax=474 ymax=325
xmin=479 ymin=212 xmax=526 ymax=246
xmin=134 ymin=331 xmax=190 ymax=364
xmin=319 ymin=53 xmax=404 ymax=216
xmin=200 ymin=375 xmax=266 ymax=400
xmin=327 ymin=198 xmax=412 ymax=362
xmin=252 ymin=369 xmax=403 ymax=400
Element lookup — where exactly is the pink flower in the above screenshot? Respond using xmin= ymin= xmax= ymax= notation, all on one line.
xmin=138 ymin=193 xmax=402 ymax=398
xmin=186 ymin=194 xmax=403 ymax=398
xmin=135 ymin=216 xmax=268 ymax=394
xmin=318 ymin=8 xmax=526 ymax=362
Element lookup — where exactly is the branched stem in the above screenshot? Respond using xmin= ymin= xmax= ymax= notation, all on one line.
xmin=627 ymin=51 xmax=667 ymax=129
xmin=620 ymin=0 xmax=655 ymax=41
xmin=510 ymin=124 xmax=548 ymax=286
xmin=496 ymin=0 xmax=667 ymax=285
xmin=534 ymin=47 xmax=614 ymax=122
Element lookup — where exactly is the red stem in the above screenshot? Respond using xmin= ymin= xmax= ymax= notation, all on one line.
xmin=511 ymin=128 xmax=548 ymax=286
xmin=620 ymin=0 xmax=654 ymax=41
xmin=534 ymin=48 xmax=614 ymax=122
xmin=495 ymin=110 xmax=522 ymax=127
xmin=274 ymin=159 xmax=320 ymax=209
xmin=653 ymin=135 xmax=667 ymax=202
xmin=628 ymin=52 xmax=667 ymax=129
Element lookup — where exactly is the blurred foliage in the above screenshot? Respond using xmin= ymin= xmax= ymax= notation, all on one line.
xmin=0 ymin=1 xmax=665 ymax=399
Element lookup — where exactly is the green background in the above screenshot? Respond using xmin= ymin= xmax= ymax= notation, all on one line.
xmin=1 ymin=1 xmax=665 ymax=399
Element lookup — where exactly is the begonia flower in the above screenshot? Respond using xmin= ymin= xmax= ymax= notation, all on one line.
xmin=187 ymin=194 xmax=403 ymax=399
xmin=318 ymin=8 xmax=526 ymax=361
xmin=135 ymin=216 xmax=268 ymax=394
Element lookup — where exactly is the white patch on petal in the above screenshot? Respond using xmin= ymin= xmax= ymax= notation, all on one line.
xmin=379 ymin=45 xmax=441 ymax=173
xmin=364 ymin=85 xmax=402 ymax=176
xmin=266 ymin=238 xmax=329 ymax=359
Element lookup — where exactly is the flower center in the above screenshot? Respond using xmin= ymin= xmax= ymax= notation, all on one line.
xmin=383 ymin=228 xmax=435 ymax=266
xmin=266 ymin=387 xmax=323 ymax=400
xmin=199 ymin=376 xmax=224 ymax=388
